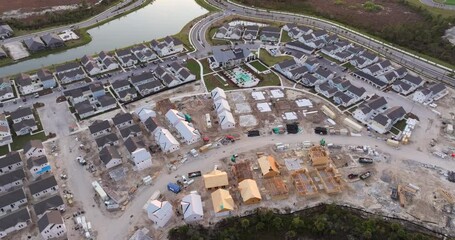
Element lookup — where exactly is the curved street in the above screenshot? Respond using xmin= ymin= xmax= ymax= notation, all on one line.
xmin=205 ymin=0 xmax=455 ymax=86
xmin=6 ymin=0 xmax=455 ymax=239
xmin=420 ymin=0 xmax=455 ymax=10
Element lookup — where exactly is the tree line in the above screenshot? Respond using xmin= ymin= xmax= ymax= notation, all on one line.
xmin=169 ymin=204 xmax=440 ymax=240
xmin=3 ymin=0 xmax=117 ymax=31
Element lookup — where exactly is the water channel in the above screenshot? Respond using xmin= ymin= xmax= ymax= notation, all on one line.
xmin=0 ymin=0 xmax=208 ymax=77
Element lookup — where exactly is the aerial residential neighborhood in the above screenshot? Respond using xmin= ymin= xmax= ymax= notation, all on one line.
xmin=0 ymin=0 xmax=454 ymax=239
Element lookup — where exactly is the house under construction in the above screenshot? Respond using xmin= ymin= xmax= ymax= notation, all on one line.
xmin=308 ymin=146 xmax=330 ymax=169
xmin=232 ymin=161 xmax=253 ymax=183
xmin=291 ymin=164 xmax=342 ymax=195
xmin=263 ymin=176 xmax=289 ymax=200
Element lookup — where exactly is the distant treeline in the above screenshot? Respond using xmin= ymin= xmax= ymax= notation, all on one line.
xmin=4 ymin=0 xmax=117 ymax=31
xmin=169 ymin=204 xmax=442 ymax=240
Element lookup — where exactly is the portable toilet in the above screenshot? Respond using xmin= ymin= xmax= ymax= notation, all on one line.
xmin=184 ymin=114 xmax=192 ymax=122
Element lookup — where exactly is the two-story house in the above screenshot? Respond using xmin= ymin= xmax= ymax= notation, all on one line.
xmin=0 ymin=169 xmax=25 ymax=193
xmin=0 ymin=152 xmax=23 ymax=175
xmin=29 ymin=176 xmax=59 ymax=200
xmin=38 ymin=210 xmax=67 ymax=240
xmin=99 ymin=146 xmax=122 ymax=169
xmin=0 ymin=188 xmax=27 ymax=216
xmin=24 ymin=140 xmax=45 ymax=158
xmin=88 ymin=120 xmax=111 ymax=138
xmin=124 ymin=137 xmax=152 ymax=171
xmin=27 ymin=155 xmax=51 ymax=180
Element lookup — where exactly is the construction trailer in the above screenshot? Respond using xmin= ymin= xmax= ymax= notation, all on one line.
xmin=321 ymin=105 xmax=336 ymax=119
xmin=343 ymin=117 xmax=363 ymax=132
xmin=92 ymin=181 xmax=109 ymax=201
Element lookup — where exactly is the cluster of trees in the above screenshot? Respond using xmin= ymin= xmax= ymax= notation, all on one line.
xmin=5 ymin=0 xmax=117 ymax=30
xmin=237 ymin=0 xmax=455 ymax=66
xmin=169 ymin=205 xmax=438 ymax=240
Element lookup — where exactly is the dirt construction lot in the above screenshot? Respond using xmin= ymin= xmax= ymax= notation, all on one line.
xmin=0 ymin=0 xmax=98 ymax=14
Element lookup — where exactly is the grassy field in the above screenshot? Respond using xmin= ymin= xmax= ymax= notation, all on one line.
xmin=256 ymin=72 xmax=281 ymax=87
xmin=204 ymin=73 xmax=237 ymax=91
xmin=200 ymin=58 xmax=214 ymax=74
xmin=259 ymin=49 xmax=292 ymax=66
xmin=433 ymin=0 xmax=455 ymax=5
xmin=279 ymin=31 xmax=292 ymax=43
xmin=11 ymin=132 xmax=48 ymax=151
xmin=194 ymin=0 xmax=220 ymax=12
xmin=249 ymin=60 xmax=269 ymax=72
xmin=0 ymin=146 xmax=9 ymax=156
xmin=186 ymin=59 xmax=201 ymax=80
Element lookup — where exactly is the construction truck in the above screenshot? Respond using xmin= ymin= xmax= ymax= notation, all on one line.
xmin=199 ymin=144 xmax=212 ymax=153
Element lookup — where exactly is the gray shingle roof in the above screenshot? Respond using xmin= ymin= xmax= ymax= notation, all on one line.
xmin=29 ymin=176 xmax=57 ymax=195
xmin=112 ymin=113 xmax=133 ymax=126
xmin=95 ymin=133 xmax=119 ymax=148
xmin=26 ymin=155 xmax=48 ymax=169
xmin=0 ymin=207 xmax=30 ymax=232
xmin=120 ymin=124 xmax=141 ymax=139
xmin=124 ymin=137 xmax=145 ymax=153
xmin=0 ymin=152 xmax=22 ymax=169
xmin=33 ymin=195 xmax=64 ymax=217
xmin=10 ymin=107 xmax=33 ymax=120
xmin=37 ymin=210 xmax=63 ymax=232
xmin=23 ymin=140 xmax=43 ymax=154
xmin=0 ymin=169 xmax=25 ymax=186
xmin=99 ymin=146 xmax=121 ymax=165
xmin=0 ymin=188 xmax=26 ymax=208
xmin=112 ymin=79 xmax=130 ymax=90
xmin=88 ymin=120 xmax=111 ymax=134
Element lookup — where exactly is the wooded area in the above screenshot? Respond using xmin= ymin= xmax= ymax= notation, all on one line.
xmin=169 ymin=204 xmax=442 ymax=240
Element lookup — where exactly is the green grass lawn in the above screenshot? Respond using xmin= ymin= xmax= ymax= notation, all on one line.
xmin=249 ymin=60 xmax=269 ymax=72
xmin=194 ymin=0 xmax=220 ymax=11
xmin=10 ymin=132 xmax=48 ymax=152
xmin=433 ymin=0 xmax=455 ymax=5
xmin=319 ymin=52 xmax=341 ymax=64
xmin=259 ymin=49 xmax=292 ymax=66
xmin=200 ymin=58 xmax=214 ymax=74
xmin=256 ymin=72 xmax=281 ymax=87
xmin=186 ymin=59 xmax=201 ymax=80
xmin=393 ymin=118 xmax=408 ymax=131
xmin=204 ymin=74 xmax=237 ymax=91
xmin=279 ymin=31 xmax=292 ymax=43
xmin=206 ymin=27 xmax=230 ymax=46
xmin=0 ymin=145 xmax=9 ymax=156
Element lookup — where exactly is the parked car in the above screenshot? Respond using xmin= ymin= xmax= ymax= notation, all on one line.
xmin=188 ymin=171 xmax=202 ymax=178
xmin=358 ymin=157 xmax=374 ymax=164
xmin=314 ymin=127 xmax=328 ymax=135
xmin=359 ymin=171 xmax=371 ymax=180
xmin=348 ymin=174 xmax=358 ymax=179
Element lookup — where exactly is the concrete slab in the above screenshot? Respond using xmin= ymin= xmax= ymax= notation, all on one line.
xmin=235 ymin=103 xmax=252 ymax=114
xmin=257 ymin=102 xmax=271 ymax=112
xmin=229 ymin=91 xmax=246 ymax=103
xmin=284 ymin=158 xmax=303 ymax=171
xmin=239 ymin=114 xmax=257 ymax=127
xmin=4 ymin=41 xmax=30 ymax=60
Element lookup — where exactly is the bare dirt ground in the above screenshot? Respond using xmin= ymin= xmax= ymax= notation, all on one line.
xmin=0 ymin=0 xmax=98 ymax=14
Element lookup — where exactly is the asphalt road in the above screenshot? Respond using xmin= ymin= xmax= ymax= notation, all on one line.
xmin=1 ymin=0 xmax=146 ymax=44
xmin=420 ymin=0 xmax=455 ymax=10
xmin=208 ymin=0 xmax=455 ymax=86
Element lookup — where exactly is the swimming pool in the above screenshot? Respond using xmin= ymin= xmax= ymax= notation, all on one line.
xmin=235 ymin=72 xmax=252 ymax=83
